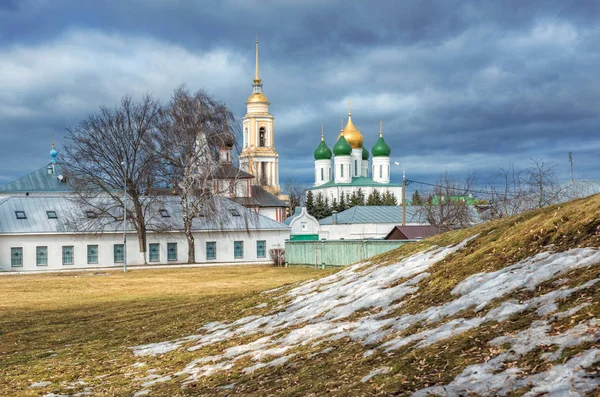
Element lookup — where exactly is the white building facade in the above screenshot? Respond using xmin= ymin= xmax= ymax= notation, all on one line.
xmin=0 ymin=196 xmax=289 ymax=271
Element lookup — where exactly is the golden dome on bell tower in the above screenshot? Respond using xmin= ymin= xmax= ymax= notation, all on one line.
xmin=337 ymin=100 xmax=364 ymax=149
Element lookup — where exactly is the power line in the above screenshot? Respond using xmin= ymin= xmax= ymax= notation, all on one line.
xmin=406 ymin=179 xmax=522 ymax=198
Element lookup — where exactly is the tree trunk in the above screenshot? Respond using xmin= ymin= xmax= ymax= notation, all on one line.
xmin=184 ymin=216 xmax=195 ymax=264
xmin=134 ymin=201 xmax=147 ymax=265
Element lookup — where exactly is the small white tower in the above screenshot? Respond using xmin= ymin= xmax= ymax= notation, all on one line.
xmin=333 ymin=134 xmax=352 ymax=184
xmin=371 ymin=121 xmax=391 ymax=184
xmin=313 ymin=126 xmax=333 ymax=187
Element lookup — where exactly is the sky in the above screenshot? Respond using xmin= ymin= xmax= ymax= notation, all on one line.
xmin=0 ymin=0 xmax=599 ymax=192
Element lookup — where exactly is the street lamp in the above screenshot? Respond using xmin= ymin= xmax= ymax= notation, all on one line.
xmin=121 ymin=161 xmax=127 ymax=273
xmin=394 ymin=161 xmax=407 ymax=226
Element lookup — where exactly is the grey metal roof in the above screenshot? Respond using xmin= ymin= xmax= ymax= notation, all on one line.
xmin=0 ymin=195 xmax=289 ymax=234
xmin=0 ymin=163 xmax=73 ymax=193
xmin=250 ymin=186 xmax=288 ymax=207
xmin=319 ymin=206 xmax=428 ymax=225
xmin=284 ymin=207 xmax=302 ymax=225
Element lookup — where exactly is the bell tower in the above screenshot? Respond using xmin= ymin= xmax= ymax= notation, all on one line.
xmin=239 ymin=38 xmax=280 ymax=196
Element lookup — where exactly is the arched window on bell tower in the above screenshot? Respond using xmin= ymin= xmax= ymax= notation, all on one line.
xmin=259 ymin=127 xmax=266 ymax=147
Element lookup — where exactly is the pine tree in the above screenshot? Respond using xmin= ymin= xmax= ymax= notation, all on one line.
xmin=382 ymin=190 xmax=398 ymax=206
xmin=306 ymin=191 xmax=315 ymax=217
xmin=338 ymin=194 xmax=347 ymax=212
xmin=366 ymin=190 xmax=383 ymax=206
xmin=349 ymin=188 xmax=365 ymax=207
xmin=323 ymin=197 xmax=332 ymax=218
xmin=331 ymin=198 xmax=338 ymax=212
xmin=313 ymin=193 xmax=332 ymax=220
xmin=411 ymin=190 xmax=423 ymax=206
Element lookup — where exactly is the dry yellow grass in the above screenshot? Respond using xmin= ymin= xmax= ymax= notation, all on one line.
xmin=0 ymin=265 xmax=329 ymax=397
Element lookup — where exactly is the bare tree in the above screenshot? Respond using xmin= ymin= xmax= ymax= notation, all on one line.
xmin=526 ymin=158 xmax=562 ymax=208
xmin=485 ymin=159 xmax=563 ymax=219
xmin=283 ymin=177 xmax=306 ymax=216
xmin=63 ymin=94 xmax=162 ymax=264
xmin=485 ymin=163 xmax=530 ymax=218
xmin=154 ymin=87 xmax=241 ymax=263
xmin=419 ymin=171 xmax=477 ymax=231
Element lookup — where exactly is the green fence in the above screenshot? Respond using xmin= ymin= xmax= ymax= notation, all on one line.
xmin=285 ymin=239 xmax=415 ymax=268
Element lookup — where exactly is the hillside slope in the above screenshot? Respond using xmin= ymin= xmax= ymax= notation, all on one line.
xmin=124 ymin=196 xmax=600 ymax=395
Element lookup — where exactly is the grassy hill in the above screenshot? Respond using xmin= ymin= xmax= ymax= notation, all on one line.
xmin=2 ymin=194 xmax=600 ymax=396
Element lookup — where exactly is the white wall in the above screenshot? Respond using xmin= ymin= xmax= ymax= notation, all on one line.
xmin=319 ymin=222 xmax=421 ymax=240
xmin=0 ymin=229 xmax=289 ymax=271
xmin=289 ymin=208 xmax=319 ymax=236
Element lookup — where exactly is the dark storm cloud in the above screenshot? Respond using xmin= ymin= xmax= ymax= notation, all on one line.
xmin=0 ymin=0 xmax=599 ymax=189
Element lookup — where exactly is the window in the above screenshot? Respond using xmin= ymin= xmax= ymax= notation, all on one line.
xmin=87 ymin=245 xmax=98 ymax=264
xmin=256 ymin=241 xmax=266 ymax=258
xmin=15 ymin=211 xmax=26 ymax=219
xmin=62 ymin=246 xmax=74 ymax=265
xmin=321 ymin=168 xmax=324 ymax=181
xmin=340 ymin=164 xmax=344 ymax=178
xmin=229 ymin=209 xmax=240 ymax=217
xmin=36 ymin=246 xmax=48 ymax=266
xmin=329 ymin=168 xmax=332 ymax=180
xmin=11 ymin=247 xmax=23 ymax=267
xmin=206 ymin=241 xmax=216 ymax=260
xmin=259 ymin=127 xmax=266 ymax=147
xmin=234 ymin=241 xmax=244 ymax=259
xmin=159 ymin=209 xmax=170 ymax=218
xmin=355 ymin=160 xmax=358 ymax=176
xmin=379 ymin=164 xmax=383 ymax=179
xmin=167 ymin=243 xmax=177 ymax=261
xmin=301 ymin=222 xmax=307 ymax=231
xmin=114 ymin=244 xmax=124 ymax=263
xmin=149 ymin=243 xmax=160 ymax=262
xmin=85 ymin=210 xmax=97 ymax=219
xmin=46 ymin=211 xmax=58 ymax=219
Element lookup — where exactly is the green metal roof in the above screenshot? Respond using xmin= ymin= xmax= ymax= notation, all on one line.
xmin=371 ymin=135 xmax=391 ymax=157
xmin=0 ymin=163 xmax=73 ymax=194
xmin=332 ymin=135 xmax=352 ymax=156
xmin=307 ymin=177 xmax=401 ymax=190
xmin=290 ymin=234 xmax=319 ymax=241
xmin=314 ymin=140 xmax=332 ymax=160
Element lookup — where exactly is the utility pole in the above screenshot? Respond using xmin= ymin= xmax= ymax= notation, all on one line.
xmin=569 ymin=152 xmax=574 ymax=183
xmin=122 ymin=161 xmax=127 ymax=273
xmin=402 ymin=168 xmax=406 ymax=226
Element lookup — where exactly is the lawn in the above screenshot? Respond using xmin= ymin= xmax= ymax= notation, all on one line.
xmin=0 ymin=265 xmax=327 ymax=397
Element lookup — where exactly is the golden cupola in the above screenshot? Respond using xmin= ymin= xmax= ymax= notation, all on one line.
xmin=338 ymin=102 xmax=364 ymax=148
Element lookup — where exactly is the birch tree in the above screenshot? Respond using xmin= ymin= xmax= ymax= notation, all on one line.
xmin=155 ymin=87 xmax=239 ymax=263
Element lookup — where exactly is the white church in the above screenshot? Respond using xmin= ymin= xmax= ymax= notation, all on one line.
xmin=308 ymin=110 xmax=402 ymax=204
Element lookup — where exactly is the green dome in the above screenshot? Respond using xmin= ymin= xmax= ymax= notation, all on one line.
xmin=333 ymin=135 xmax=352 ymax=156
xmin=362 ymin=146 xmax=369 ymax=160
xmin=314 ymin=139 xmax=332 ymax=160
xmin=371 ymin=136 xmax=391 ymax=157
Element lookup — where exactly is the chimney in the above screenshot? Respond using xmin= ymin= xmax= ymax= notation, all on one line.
xmin=332 ymin=210 xmax=338 ymax=225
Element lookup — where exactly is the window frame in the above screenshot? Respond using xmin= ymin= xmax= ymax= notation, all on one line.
xmin=229 ymin=209 xmax=240 ymax=217
xmin=234 ymin=241 xmax=244 ymax=259
xmin=15 ymin=211 xmax=26 ymax=219
xmin=148 ymin=243 xmax=160 ymax=262
xmin=259 ymin=126 xmax=266 ymax=147
xmin=256 ymin=240 xmax=266 ymax=258
xmin=159 ymin=209 xmax=170 ymax=218
xmin=87 ymin=245 xmax=99 ymax=264
xmin=36 ymin=246 xmax=48 ymax=266
xmin=206 ymin=241 xmax=216 ymax=260
xmin=11 ymin=247 xmax=23 ymax=267
xmin=46 ymin=211 xmax=58 ymax=219
xmin=167 ymin=242 xmax=177 ymax=261
xmin=113 ymin=244 xmax=124 ymax=263
xmin=62 ymin=246 xmax=74 ymax=265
